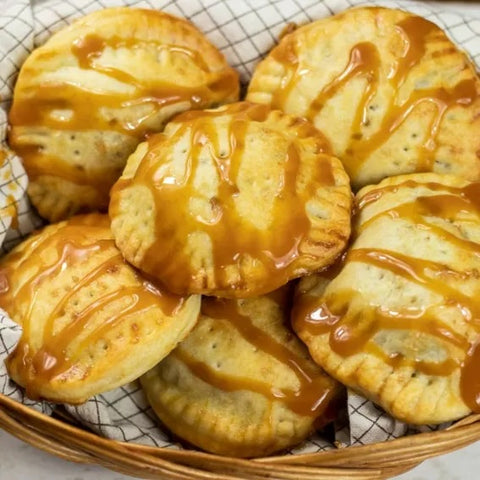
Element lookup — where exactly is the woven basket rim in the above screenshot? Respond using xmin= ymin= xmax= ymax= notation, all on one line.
xmin=1 ymin=392 xmax=480 ymax=480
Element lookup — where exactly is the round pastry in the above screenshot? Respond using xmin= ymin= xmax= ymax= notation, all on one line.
xmin=109 ymin=101 xmax=352 ymax=298
xmin=0 ymin=214 xmax=200 ymax=404
xmin=141 ymin=289 xmax=341 ymax=457
xmin=247 ymin=7 xmax=480 ymax=190
xmin=292 ymin=173 xmax=480 ymax=424
xmin=8 ymin=7 xmax=239 ymax=221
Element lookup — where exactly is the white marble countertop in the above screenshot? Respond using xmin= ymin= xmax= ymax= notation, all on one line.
xmin=0 ymin=427 xmax=479 ymax=480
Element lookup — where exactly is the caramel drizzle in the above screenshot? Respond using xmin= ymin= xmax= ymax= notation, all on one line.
xmin=8 ymin=32 xmax=238 ymax=189
xmin=175 ymin=295 xmax=337 ymax=417
xmin=11 ymin=34 xmax=237 ymax=134
xmin=0 ymin=194 xmax=18 ymax=229
xmin=306 ymin=42 xmax=381 ymax=138
xmin=266 ymin=15 xmax=478 ymax=178
xmin=0 ymin=215 xmax=184 ymax=399
xmin=110 ymin=102 xmax=335 ymax=296
xmin=0 ymin=151 xmax=19 ymax=228
xmin=345 ymin=79 xmax=477 ymax=175
xmin=293 ymin=180 xmax=480 ymax=411
xmin=16 ymin=146 xmax=118 ymax=196
xmin=0 ymin=149 xmax=7 ymax=168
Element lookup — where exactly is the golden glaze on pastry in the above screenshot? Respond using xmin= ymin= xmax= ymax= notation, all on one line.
xmin=109 ymin=102 xmax=352 ymax=298
xmin=141 ymin=289 xmax=341 ymax=457
xmin=292 ymin=173 xmax=480 ymax=424
xmin=8 ymin=7 xmax=239 ymax=221
xmin=247 ymin=7 xmax=480 ymax=190
xmin=0 ymin=214 xmax=200 ymax=403
xmin=0 ymin=146 xmax=20 ymax=230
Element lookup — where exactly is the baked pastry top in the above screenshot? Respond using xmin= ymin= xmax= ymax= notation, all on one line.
xmin=8 ymin=7 xmax=239 ymax=221
xmin=141 ymin=288 xmax=341 ymax=457
xmin=247 ymin=7 xmax=480 ymax=190
xmin=109 ymin=101 xmax=352 ymax=298
xmin=292 ymin=173 xmax=480 ymax=424
xmin=0 ymin=214 xmax=200 ymax=403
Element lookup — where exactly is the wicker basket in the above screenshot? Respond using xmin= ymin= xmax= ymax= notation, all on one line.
xmin=1 ymin=0 xmax=480 ymax=476
xmin=1 ymin=393 xmax=480 ymax=479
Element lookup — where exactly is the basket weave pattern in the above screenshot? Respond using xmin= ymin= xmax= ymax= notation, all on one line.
xmin=1 ymin=394 xmax=480 ymax=479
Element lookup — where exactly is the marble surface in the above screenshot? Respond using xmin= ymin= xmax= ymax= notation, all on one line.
xmin=0 ymin=427 xmax=479 ymax=480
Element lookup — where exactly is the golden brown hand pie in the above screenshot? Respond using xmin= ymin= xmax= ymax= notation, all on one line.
xmin=109 ymin=101 xmax=352 ymax=298
xmin=141 ymin=289 xmax=341 ymax=457
xmin=247 ymin=7 xmax=480 ymax=190
xmin=8 ymin=7 xmax=239 ymax=221
xmin=0 ymin=214 xmax=200 ymax=404
xmin=292 ymin=173 xmax=480 ymax=424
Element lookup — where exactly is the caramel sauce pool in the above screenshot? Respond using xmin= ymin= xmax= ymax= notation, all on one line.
xmin=292 ymin=180 xmax=480 ymax=411
xmin=174 ymin=293 xmax=338 ymax=418
xmin=266 ymin=15 xmax=478 ymax=178
xmin=0 ymin=215 xmax=184 ymax=399
xmin=8 ymin=29 xmax=238 ymax=191
xmin=110 ymin=102 xmax=335 ymax=296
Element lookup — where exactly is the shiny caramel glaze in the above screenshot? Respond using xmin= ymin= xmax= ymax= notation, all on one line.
xmin=8 ymin=7 xmax=239 ymax=221
xmin=179 ymin=293 xmax=339 ymax=418
xmin=292 ymin=173 xmax=480 ymax=423
xmin=0 ymin=147 xmax=19 ymax=229
xmin=247 ymin=7 xmax=480 ymax=189
xmin=110 ymin=101 xmax=352 ymax=298
xmin=0 ymin=214 xmax=200 ymax=403
xmin=0 ymin=148 xmax=7 ymax=168
xmin=11 ymin=33 xmax=237 ymax=136
xmin=141 ymin=289 xmax=341 ymax=457
xmin=0 ymin=194 xmax=18 ymax=230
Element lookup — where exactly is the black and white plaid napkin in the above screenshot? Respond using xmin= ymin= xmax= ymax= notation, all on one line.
xmin=0 ymin=0 xmax=477 ymax=453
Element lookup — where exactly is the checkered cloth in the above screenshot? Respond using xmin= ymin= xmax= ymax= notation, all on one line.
xmin=0 ymin=0 xmax=478 ymax=452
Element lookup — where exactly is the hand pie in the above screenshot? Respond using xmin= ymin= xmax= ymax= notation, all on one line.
xmin=0 ymin=214 xmax=200 ymax=404
xmin=292 ymin=173 xmax=480 ymax=424
xmin=247 ymin=7 xmax=480 ymax=190
xmin=141 ymin=290 xmax=341 ymax=457
xmin=8 ymin=7 xmax=239 ymax=221
xmin=109 ymin=101 xmax=352 ymax=298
